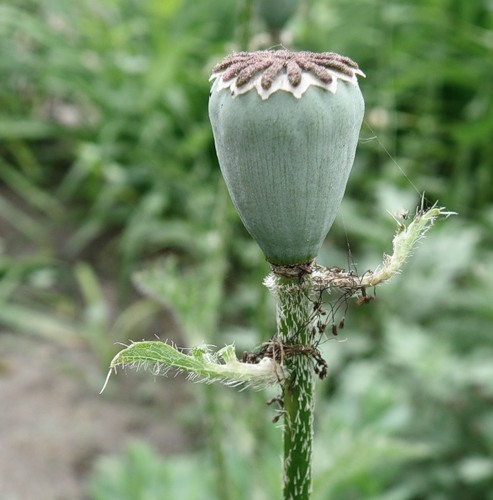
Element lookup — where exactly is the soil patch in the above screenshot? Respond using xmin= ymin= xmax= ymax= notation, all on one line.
xmin=0 ymin=332 xmax=193 ymax=500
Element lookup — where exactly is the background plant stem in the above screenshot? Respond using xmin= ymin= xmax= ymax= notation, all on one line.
xmin=204 ymin=384 xmax=233 ymax=500
xmin=271 ymin=275 xmax=315 ymax=500
xmin=236 ymin=0 xmax=254 ymax=50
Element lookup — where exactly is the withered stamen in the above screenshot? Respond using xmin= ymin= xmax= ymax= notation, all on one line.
xmin=235 ymin=58 xmax=274 ymax=87
xmin=286 ymin=60 xmax=302 ymax=87
xmin=261 ymin=59 xmax=286 ymax=90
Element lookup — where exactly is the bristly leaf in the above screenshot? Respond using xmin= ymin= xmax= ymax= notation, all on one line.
xmin=100 ymin=341 xmax=283 ymax=393
xmin=272 ymin=204 xmax=458 ymax=291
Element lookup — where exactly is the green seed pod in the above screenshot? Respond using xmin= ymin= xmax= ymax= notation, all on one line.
xmin=255 ymin=0 xmax=299 ymax=31
xmin=208 ymin=50 xmax=365 ymax=265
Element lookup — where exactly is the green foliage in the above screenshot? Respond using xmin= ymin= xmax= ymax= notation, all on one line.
xmin=0 ymin=0 xmax=235 ymax=265
xmin=298 ymin=0 xmax=493 ymax=214
xmin=1 ymin=0 xmax=492 ymax=498
xmin=89 ymin=442 xmax=215 ymax=500
xmin=90 ymin=435 xmax=283 ymax=500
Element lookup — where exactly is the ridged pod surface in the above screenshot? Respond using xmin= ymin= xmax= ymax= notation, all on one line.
xmin=209 ymin=50 xmax=365 ymax=265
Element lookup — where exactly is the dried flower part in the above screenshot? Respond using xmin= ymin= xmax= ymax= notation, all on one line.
xmin=210 ymin=50 xmax=365 ymax=99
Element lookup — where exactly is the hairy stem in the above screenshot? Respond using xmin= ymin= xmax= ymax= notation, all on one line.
xmin=268 ymin=274 xmax=315 ymax=500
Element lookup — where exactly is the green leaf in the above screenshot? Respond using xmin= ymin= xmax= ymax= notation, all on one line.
xmin=101 ymin=341 xmax=282 ymax=393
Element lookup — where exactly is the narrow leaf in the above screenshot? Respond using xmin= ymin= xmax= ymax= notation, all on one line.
xmin=101 ymin=341 xmax=283 ymax=393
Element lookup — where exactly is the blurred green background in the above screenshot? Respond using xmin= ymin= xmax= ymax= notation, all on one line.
xmin=1 ymin=0 xmax=492 ymax=498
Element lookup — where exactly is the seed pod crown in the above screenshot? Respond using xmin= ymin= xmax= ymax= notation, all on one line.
xmin=210 ymin=50 xmax=365 ymax=99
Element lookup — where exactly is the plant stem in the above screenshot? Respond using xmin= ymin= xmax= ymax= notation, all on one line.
xmin=202 ymin=185 xmax=234 ymax=500
xmin=204 ymin=384 xmax=233 ymax=500
xmin=269 ymin=274 xmax=315 ymax=500
xmin=236 ymin=0 xmax=254 ymax=50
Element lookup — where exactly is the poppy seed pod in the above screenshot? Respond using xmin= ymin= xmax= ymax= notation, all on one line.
xmin=208 ymin=50 xmax=365 ymax=265
xmin=255 ymin=0 xmax=299 ymax=31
